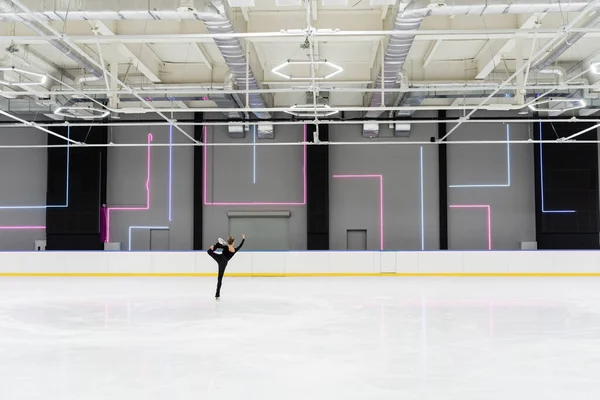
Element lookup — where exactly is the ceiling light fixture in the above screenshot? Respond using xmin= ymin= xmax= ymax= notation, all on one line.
xmin=0 ymin=67 xmax=46 ymax=86
xmin=54 ymin=106 xmax=110 ymax=120
xmin=590 ymin=62 xmax=600 ymax=74
xmin=272 ymin=60 xmax=343 ymax=80
xmin=528 ymin=98 xmax=586 ymax=113
xmin=284 ymin=104 xmax=339 ymax=117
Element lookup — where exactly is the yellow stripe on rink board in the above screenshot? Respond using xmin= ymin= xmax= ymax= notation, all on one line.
xmin=0 ymin=272 xmax=600 ymax=277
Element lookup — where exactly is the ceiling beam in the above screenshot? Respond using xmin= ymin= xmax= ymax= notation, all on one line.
xmin=240 ymin=7 xmax=250 ymax=22
xmin=193 ymin=43 xmax=213 ymax=70
xmin=8 ymin=28 xmax=600 ymax=45
xmin=91 ymin=21 xmax=162 ymax=83
xmin=423 ymin=39 xmax=441 ymax=68
xmin=381 ymin=6 xmax=389 ymax=20
xmin=475 ymin=14 xmax=544 ymax=80
xmin=252 ymin=42 xmax=269 ymax=77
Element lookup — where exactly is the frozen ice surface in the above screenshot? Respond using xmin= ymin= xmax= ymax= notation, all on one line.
xmin=0 ymin=277 xmax=600 ymax=400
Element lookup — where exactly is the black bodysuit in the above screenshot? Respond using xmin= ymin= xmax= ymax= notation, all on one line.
xmin=207 ymin=239 xmax=245 ymax=297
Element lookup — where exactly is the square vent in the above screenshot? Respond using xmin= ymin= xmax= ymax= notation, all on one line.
xmin=257 ymin=124 xmax=274 ymax=139
xmin=228 ymin=124 xmax=246 ymax=139
xmin=362 ymin=123 xmax=379 ymax=138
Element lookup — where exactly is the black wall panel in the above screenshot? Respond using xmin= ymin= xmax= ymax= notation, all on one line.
xmin=306 ymin=124 xmax=329 ymax=250
xmin=534 ymin=121 xmax=599 ymax=249
xmin=438 ymin=111 xmax=448 ymax=250
xmin=46 ymin=126 xmax=107 ymax=250
xmin=193 ymin=113 xmax=204 ymax=250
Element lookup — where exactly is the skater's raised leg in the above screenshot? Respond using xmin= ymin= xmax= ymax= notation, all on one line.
xmin=207 ymin=234 xmax=247 ymax=299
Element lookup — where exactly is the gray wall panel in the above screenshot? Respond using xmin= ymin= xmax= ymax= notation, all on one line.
xmin=202 ymin=124 xmax=306 ymax=250
xmin=0 ymin=128 xmax=47 ymax=250
xmin=447 ymin=122 xmax=535 ymax=250
xmin=106 ymin=125 xmax=194 ymax=250
xmin=329 ymin=123 xmax=439 ymax=250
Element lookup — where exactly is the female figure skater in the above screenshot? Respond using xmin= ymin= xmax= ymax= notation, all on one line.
xmin=207 ymin=234 xmax=245 ymax=299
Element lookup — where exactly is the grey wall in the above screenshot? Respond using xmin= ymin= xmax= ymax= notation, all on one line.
xmin=107 ymin=124 xmax=194 ymax=250
xmin=329 ymin=121 xmax=439 ymax=250
xmin=0 ymin=128 xmax=47 ymax=250
xmin=202 ymin=124 xmax=306 ymax=249
xmin=447 ymin=120 xmax=536 ymax=250
xmin=0 ymin=116 xmax=550 ymax=252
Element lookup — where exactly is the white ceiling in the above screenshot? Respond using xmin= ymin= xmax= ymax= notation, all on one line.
xmin=0 ymin=0 xmax=599 ymax=118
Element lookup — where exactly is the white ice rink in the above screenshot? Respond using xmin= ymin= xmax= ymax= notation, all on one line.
xmin=0 ymin=277 xmax=599 ymax=400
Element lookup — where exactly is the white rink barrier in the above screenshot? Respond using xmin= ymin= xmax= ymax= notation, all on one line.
xmin=0 ymin=251 xmax=599 ymax=276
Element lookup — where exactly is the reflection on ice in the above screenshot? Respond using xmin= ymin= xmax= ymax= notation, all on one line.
xmin=0 ymin=277 xmax=598 ymax=400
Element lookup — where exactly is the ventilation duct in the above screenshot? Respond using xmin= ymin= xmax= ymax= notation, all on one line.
xmin=203 ymin=0 xmax=271 ymax=119
xmin=0 ymin=0 xmax=104 ymax=79
xmin=211 ymin=73 xmax=244 ymax=119
xmin=177 ymin=0 xmax=197 ymax=12
xmin=228 ymin=124 xmax=246 ymax=138
xmin=532 ymin=11 xmax=600 ymax=72
xmin=393 ymin=122 xmax=411 ymax=137
xmin=257 ymin=124 xmax=274 ymax=139
xmin=0 ymin=0 xmax=270 ymax=120
xmin=362 ymin=123 xmax=379 ymax=138
xmin=364 ymin=0 xmax=596 ymax=119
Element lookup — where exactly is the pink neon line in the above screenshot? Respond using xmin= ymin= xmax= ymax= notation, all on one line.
xmin=333 ymin=174 xmax=384 ymax=251
xmin=106 ymin=134 xmax=153 ymax=242
xmin=0 ymin=226 xmax=45 ymax=230
xmin=449 ymin=204 xmax=492 ymax=250
xmin=204 ymin=125 xmax=307 ymax=205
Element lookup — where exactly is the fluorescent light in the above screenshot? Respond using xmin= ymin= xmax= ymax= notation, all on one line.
xmin=591 ymin=62 xmax=600 ymax=74
xmin=528 ymin=98 xmax=586 ymax=113
xmin=54 ymin=106 xmax=110 ymax=120
xmin=271 ymin=59 xmax=343 ymax=80
xmin=284 ymin=104 xmax=339 ymax=117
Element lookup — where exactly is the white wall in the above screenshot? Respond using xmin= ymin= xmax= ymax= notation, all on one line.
xmin=0 ymin=251 xmax=599 ymax=275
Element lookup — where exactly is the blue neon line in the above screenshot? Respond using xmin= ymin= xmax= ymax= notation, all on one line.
xmin=449 ymin=124 xmax=511 ymax=188
xmin=253 ymin=125 xmax=256 ymax=184
xmin=420 ymin=146 xmax=425 ymax=251
xmin=539 ymin=122 xmax=576 ymax=213
xmin=0 ymin=126 xmax=70 ymax=209
xmin=169 ymin=124 xmax=173 ymax=222
xmin=128 ymin=225 xmax=170 ymax=251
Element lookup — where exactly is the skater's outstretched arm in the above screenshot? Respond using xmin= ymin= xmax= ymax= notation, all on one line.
xmin=235 ymin=234 xmax=246 ymax=252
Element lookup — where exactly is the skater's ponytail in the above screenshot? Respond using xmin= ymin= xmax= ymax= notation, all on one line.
xmin=227 ymin=235 xmax=235 ymax=245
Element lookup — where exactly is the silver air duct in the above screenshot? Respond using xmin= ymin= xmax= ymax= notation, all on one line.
xmin=364 ymin=0 xmax=598 ymax=119
xmin=0 ymin=0 xmax=104 ymax=78
xmin=532 ymin=11 xmax=600 ymax=72
xmin=204 ymin=0 xmax=271 ymax=119
xmin=0 ymin=0 xmax=270 ymax=119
